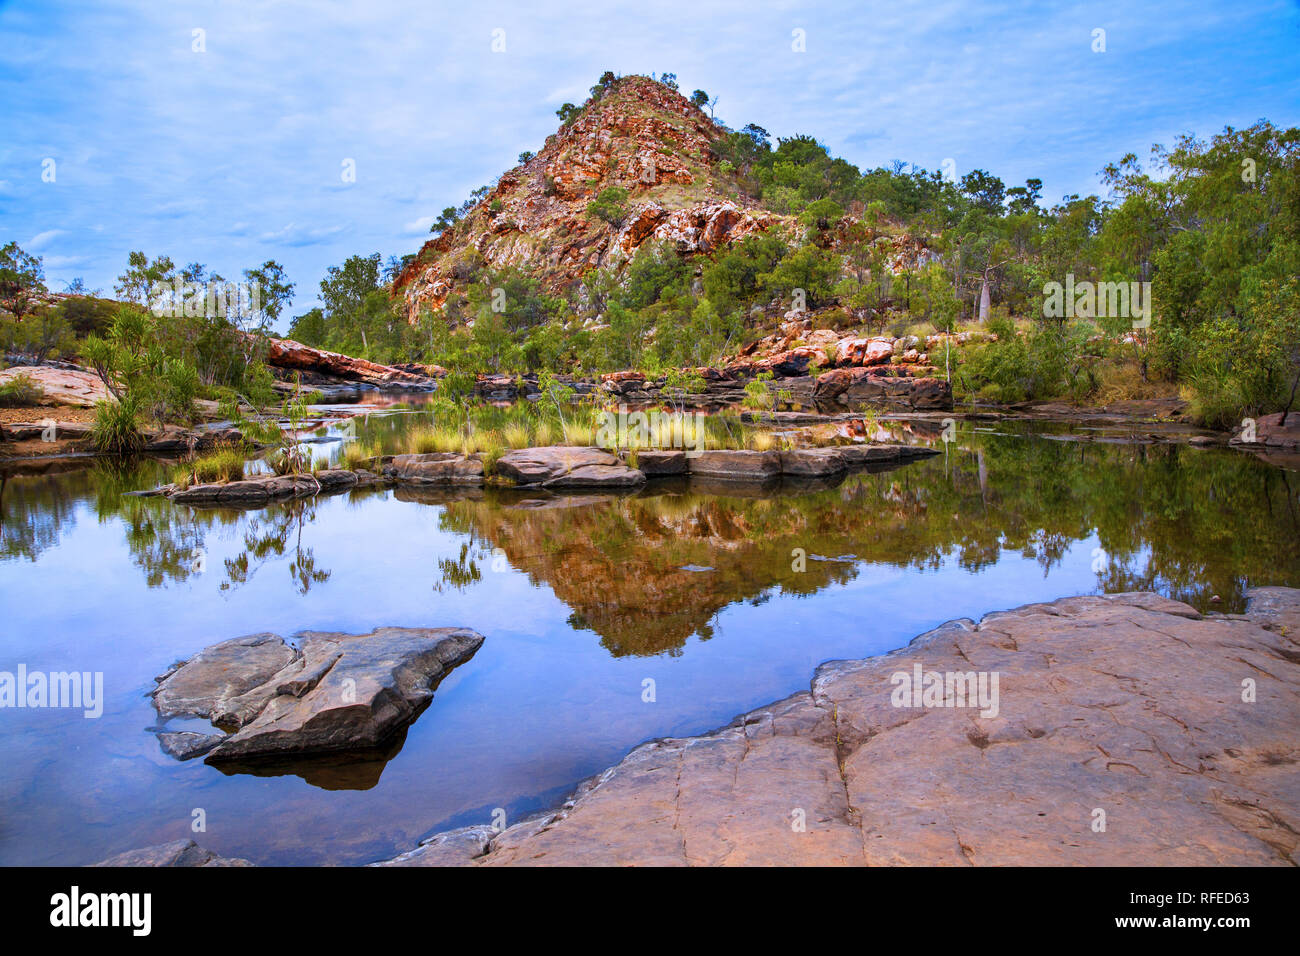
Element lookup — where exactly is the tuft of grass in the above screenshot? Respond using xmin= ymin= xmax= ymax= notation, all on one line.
xmin=91 ymin=396 xmax=145 ymax=454
xmin=561 ymin=419 xmax=593 ymax=446
xmin=175 ymin=445 xmax=245 ymax=485
xmin=0 ymin=373 xmax=46 ymax=408
xmin=746 ymin=430 xmax=777 ymax=451
xmin=194 ymin=446 xmax=246 ymax=483
xmin=340 ymin=440 xmax=378 ymax=471
xmin=532 ymin=419 xmax=559 ymax=448
xmin=407 ymin=425 xmax=464 ymax=454
xmin=501 ymin=423 xmax=531 ymax=449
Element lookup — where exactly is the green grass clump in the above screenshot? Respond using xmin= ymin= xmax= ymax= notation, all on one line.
xmin=0 ymin=373 xmax=46 ymax=407
xmin=174 ymin=445 xmax=246 ymax=485
xmin=340 ymin=440 xmax=379 ymax=471
xmin=91 ymin=396 xmax=145 ymax=454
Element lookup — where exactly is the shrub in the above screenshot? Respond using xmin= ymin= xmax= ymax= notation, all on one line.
xmin=587 ymin=187 xmax=630 ymax=227
xmin=0 ymin=373 xmax=45 ymax=407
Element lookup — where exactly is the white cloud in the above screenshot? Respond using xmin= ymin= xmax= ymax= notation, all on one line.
xmin=403 ymin=215 xmax=436 ymax=235
xmin=26 ymin=229 xmax=66 ymax=250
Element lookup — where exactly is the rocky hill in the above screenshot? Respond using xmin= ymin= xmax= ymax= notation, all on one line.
xmin=395 ymin=75 xmax=790 ymax=321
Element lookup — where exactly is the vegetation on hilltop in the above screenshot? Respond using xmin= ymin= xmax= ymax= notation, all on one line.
xmin=5 ymin=72 xmax=1297 ymax=430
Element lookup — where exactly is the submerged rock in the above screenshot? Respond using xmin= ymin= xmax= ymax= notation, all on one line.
xmin=151 ymin=627 xmax=484 ymax=764
xmin=93 ymin=839 xmax=254 ymax=867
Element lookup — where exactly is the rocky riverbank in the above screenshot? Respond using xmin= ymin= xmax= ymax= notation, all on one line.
xmin=97 ymin=587 xmax=1300 ymax=866
xmin=387 ymin=587 xmax=1300 ymax=867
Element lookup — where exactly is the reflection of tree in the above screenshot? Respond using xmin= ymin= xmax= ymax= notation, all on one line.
xmin=0 ymin=471 xmax=77 ymax=562
xmin=434 ymin=542 xmax=482 ymax=592
xmin=221 ymin=500 xmax=331 ymax=595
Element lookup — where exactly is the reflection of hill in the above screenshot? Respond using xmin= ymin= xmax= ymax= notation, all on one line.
xmin=438 ymin=486 xmax=893 ymax=656
xmin=437 ymin=440 xmax=1300 ymax=656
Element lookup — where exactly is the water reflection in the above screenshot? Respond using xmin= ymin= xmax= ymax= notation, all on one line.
xmin=2 ymin=421 xmax=1300 ymax=864
xmin=4 ymin=428 xmax=1298 ymax=635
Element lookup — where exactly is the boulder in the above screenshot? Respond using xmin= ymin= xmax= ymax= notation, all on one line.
xmin=814 ymin=369 xmax=953 ymax=411
xmin=151 ymin=627 xmax=485 ymax=763
xmin=496 ymin=446 xmax=643 ymax=488
xmin=834 ymin=338 xmax=893 ymax=367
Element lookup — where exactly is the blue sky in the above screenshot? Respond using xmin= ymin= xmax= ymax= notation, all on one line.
xmin=2 ymin=0 xmax=1297 ymax=327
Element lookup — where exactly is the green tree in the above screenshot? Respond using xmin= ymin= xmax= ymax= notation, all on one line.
xmin=0 ymin=242 xmax=47 ymax=320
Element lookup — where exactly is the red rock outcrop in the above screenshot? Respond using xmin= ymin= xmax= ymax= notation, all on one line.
xmin=395 ymin=76 xmax=789 ymax=322
xmin=265 ymin=338 xmax=433 ymax=386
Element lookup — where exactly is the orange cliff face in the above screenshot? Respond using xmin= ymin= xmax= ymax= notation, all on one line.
xmin=393 ymin=76 xmax=788 ymax=322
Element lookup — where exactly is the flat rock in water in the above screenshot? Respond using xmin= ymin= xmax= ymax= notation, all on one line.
xmin=496 ymin=446 xmax=643 ymax=488
xmin=151 ymin=627 xmax=484 ymax=763
xmin=779 ymin=447 xmax=847 ymax=476
xmin=384 ymin=453 xmax=484 ymax=484
xmin=544 ymin=462 xmax=645 ymax=489
xmin=167 ymin=469 xmax=363 ymax=505
xmin=626 ymin=449 xmax=687 ymax=475
xmin=408 ymin=588 xmax=1300 ymax=866
xmin=686 ymin=449 xmax=782 ymax=481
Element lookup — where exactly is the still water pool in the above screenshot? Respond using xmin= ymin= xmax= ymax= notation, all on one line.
xmin=1 ymin=421 xmax=1297 ymax=864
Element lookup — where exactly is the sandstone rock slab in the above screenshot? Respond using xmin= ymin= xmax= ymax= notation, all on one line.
xmin=420 ymin=588 xmax=1300 ymax=866
xmin=151 ymin=627 xmax=484 ymax=764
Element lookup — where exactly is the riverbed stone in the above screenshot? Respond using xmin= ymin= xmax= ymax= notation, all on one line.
xmin=779 ymin=447 xmax=847 ymax=477
xmin=626 ymin=449 xmax=688 ymax=475
xmin=685 ymin=449 xmax=782 ymax=481
xmin=415 ymin=588 xmax=1300 ymax=866
xmin=496 ymin=446 xmax=630 ymax=486
xmin=384 ymin=453 xmax=484 ymax=484
xmin=151 ymin=627 xmax=484 ymax=763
